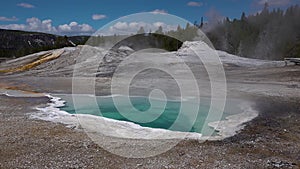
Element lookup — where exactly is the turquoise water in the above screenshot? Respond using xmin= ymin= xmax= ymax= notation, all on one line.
xmin=59 ymin=95 xmax=224 ymax=135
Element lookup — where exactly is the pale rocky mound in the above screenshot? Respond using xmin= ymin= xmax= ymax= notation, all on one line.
xmin=177 ymin=41 xmax=285 ymax=68
xmin=0 ymin=41 xmax=286 ymax=77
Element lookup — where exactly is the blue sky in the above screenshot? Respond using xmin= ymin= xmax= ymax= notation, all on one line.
xmin=0 ymin=0 xmax=299 ymax=35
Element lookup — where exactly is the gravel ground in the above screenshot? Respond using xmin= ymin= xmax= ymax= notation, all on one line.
xmin=0 ymin=95 xmax=299 ymax=168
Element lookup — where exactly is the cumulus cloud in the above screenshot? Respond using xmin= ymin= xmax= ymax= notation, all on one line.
xmin=113 ymin=22 xmax=129 ymax=30
xmin=58 ymin=21 xmax=94 ymax=34
xmin=151 ymin=9 xmax=168 ymax=14
xmin=0 ymin=16 xmax=18 ymax=21
xmin=187 ymin=1 xmax=203 ymax=7
xmin=17 ymin=3 xmax=35 ymax=8
xmin=92 ymin=14 xmax=107 ymax=20
xmin=97 ymin=21 xmax=177 ymax=35
xmin=0 ymin=17 xmax=94 ymax=35
xmin=0 ymin=17 xmax=57 ymax=32
xmin=0 ymin=24 xmax=26 ymax=30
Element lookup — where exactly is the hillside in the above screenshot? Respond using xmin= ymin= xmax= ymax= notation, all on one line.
xmin=0 ymin=29 xmax=88 ymax=59
xmin=0 ymin=29 xmax=183 ymax=60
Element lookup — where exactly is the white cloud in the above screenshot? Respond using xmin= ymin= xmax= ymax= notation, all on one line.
xmin=58 ymin=24 xmax=71 ymax=32
xmin=153 ymin=22 xmax=163 ymax=27
xmin=151 ymin=9 xmax=168 ymax=14
xmin=69 ymin=22 xmax=78 ymax=27
xmin=98 ymin=21 xmax=177 ymax=35
xmin=257 ymin=0 xmax=292 ymax=6
xmin=0 ymin=16 xmax=18 ymax=21
xmin=187 ymin=1 xmax=203 ymax=7
xmin=17 ymin=3 xmax=35 ymax=8
xmin=0 ymin=17 xmax=94 ymax=35
xmin=80 ymin=24 xmax=94 ymax=32
xmin=128 ymin=22 xmax=139 ymax=29
xmin=92 ymin=14 xmax=106 ymax=20
xmin=113 ymin=22 xmax=129 ymax=30
xmin=0 ymin=24 xmax=26 ymax=30
xmin=57 ymin=21 xmax=94 ymax=34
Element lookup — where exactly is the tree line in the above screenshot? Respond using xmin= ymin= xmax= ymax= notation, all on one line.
xmin=87 ymin=23 xmax=199 ymax=51
xmin=206 ymin=4 xmax=300 ymax=60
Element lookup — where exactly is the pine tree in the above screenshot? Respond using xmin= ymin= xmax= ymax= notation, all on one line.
xmin=155 ymin=26 xmax=163 ymax=34
xmin=137 ymin=27 xmax=145 ymax=34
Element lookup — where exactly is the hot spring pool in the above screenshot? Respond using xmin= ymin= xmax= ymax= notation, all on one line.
xmin=56 ymin=94 xmax=237 ymax=135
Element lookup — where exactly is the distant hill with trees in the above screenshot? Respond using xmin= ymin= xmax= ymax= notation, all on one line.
xmin=205 ymin=4 xmax=300 ymax=60
xmin=0 ymin=24 xmax=198 ymax=59
xmin=0 ymin=29 xmax=89 ymax=58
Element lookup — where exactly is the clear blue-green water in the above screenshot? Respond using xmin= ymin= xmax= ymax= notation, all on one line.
xmin=58 ymin=95 xmax=224 ymax=134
